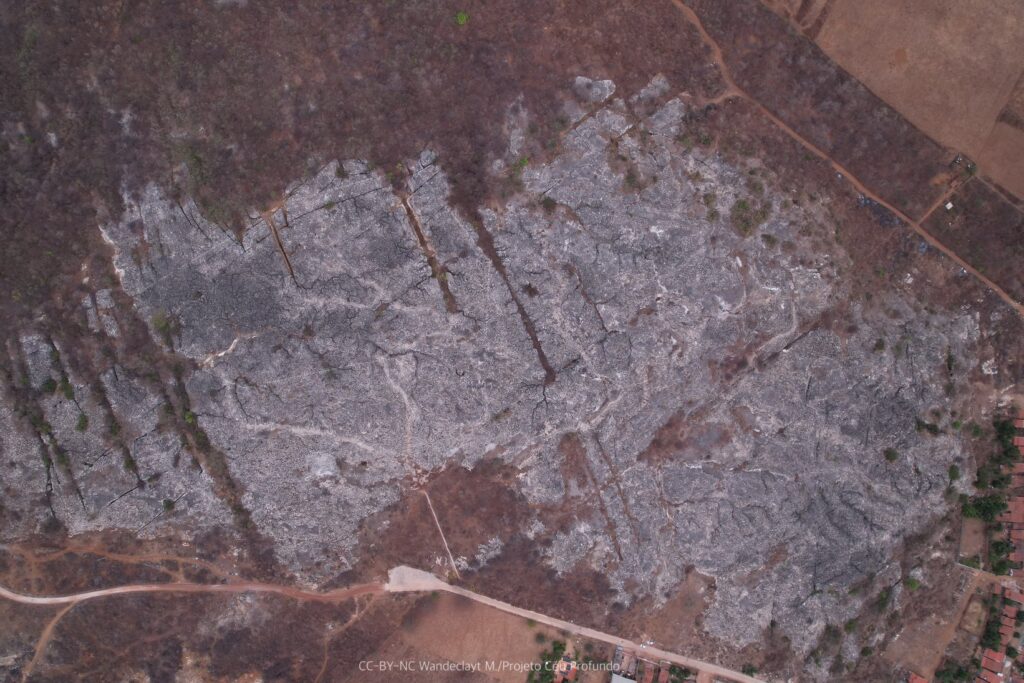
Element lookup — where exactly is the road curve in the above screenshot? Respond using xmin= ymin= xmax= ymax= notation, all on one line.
xmin=385 ymin=566 xmax=764 ymax=683
xmin=0 ymin=580 xmax=383 ymax=606
xmin=0 ymin=567 xmax=762 ymax=682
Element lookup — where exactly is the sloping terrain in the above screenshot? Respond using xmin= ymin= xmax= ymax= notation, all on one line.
xmin=2 ymin=1 xmax=1024 ymax=681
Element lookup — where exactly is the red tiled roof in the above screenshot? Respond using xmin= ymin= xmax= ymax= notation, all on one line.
xmin=978 ymin=669 xmax=1002 ymax=683
xmin=999 ymin=501 xmax=1024 ymax=524
xmin=1005 ymin=605 xmax=1019 ymax=618
xmin=1014 ymin=436 xmax=1024 ymax=447
xmin=908 ymin=674 xmax=928 ymax=683
xmin=985 ymin=649 xmax=1007 ymax=664
xmin=1006 ymin=590 xmax=1024 ymax=604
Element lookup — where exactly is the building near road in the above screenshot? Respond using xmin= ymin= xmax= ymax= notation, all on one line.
xmin=609 ymin=646 xmax=697 ymax=683
xmin=554 ymin=654 xmax=578 ymax=682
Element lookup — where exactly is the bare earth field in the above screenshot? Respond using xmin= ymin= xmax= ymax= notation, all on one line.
xmin=812 ymin=0 xmax=1024 ymax=199
xmin=346 ymin=593 xmax=560 ymax=683
xmin=924 ymin=178 xmax=1024 ymax=303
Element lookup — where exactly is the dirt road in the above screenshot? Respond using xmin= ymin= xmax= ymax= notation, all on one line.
xmin=669 ymin=0 xmax=1024 ymax=319
xmin=385 ymin=566 xmax=763 ymax=683
xmin=0 ymin=579 xmax=382 ymax=606
xmin=0 ymin=566 xmax=762 ymax=682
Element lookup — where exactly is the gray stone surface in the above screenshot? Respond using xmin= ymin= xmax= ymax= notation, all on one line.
xmin=0 ymin=84 xmax=981 ymax=657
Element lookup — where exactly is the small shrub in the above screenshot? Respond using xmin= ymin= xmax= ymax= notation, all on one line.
xmin=455 ymin=11 xmax=469 ymax=25
xmin=884 ymin=448 xmax=899 ymax=462
xmin=948 ymin=464 xmax=960 ymax=481
xmin=75 ymin=413 xmax=88 ymax=432
xmin=541 ymin=196 xmax=557 ymax=213
xmin=730 ymin=198 xmax=771 ymax=236
xmin=741 ymin=664 xmax=758 ymax=675
xmin=162 ymin=498 xmax=175 ymax=512
xmin=873 ymin=338 xmax=885 ymax=352
xmin=122 ymin=451 xmax=138 ymax=473
xmin=54 ymin=446 xmax=69 ymax=469
xmin=151 ymin=311 xmax=178 ymax=346
xmin=843 ymin=618 xmax=857 ymax=633
xmin=40 ymin=378 xmax=57 ymax=394
xmin=59 ymin=377 xmax=73 ymax=400
xmin=904 ymin=577 xmax=920 ymax=591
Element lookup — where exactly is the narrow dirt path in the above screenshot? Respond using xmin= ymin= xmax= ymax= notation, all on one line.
xmin=23 ymin=603 xmax=75 ymax=680
xmin=421 ymin=489 xmax=462 ymax=580
xmin=669 ymin=0 xmax=1024 ymax=318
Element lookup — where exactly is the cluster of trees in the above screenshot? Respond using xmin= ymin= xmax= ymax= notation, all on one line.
xmin=980 ymin=612 xmax=1003 ymax=650
xmin=526 ymin=641 xmax=565 ymax=683
xmin=990 ymin=539 xmax=1014 ymax=575
xmin=935 ymin=660 xmax=976 ymax=682
xmin=961 ymin=494 xmax=1007 ymax=522
xmin=960 ymin=417 xmax=1022 ymax=526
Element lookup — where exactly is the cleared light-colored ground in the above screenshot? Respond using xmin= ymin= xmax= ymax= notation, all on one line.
xmin=381 ymin=592 xmax=555 ymax=683
xmin=816 ymin=0 xmax=1024 ymax=199
xmin=882 ymin=568 xmax=979 ymax=679
xmin=959 ymin=517 xmax=986 ymax=560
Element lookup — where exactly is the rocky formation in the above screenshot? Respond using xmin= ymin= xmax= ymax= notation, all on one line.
xmin=0 ymin=82 xmax=981 ymax=657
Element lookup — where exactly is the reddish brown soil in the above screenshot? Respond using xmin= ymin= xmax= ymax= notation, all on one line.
xmin=684 ymin=0 xmax=955 ymax=219
xmin=464 ymin=534 xmax=616 ymax=629
xmin=815 ymin=0 xmax=1024 ymax=158
xmin=343 ymin=459 xmax=534 ymax=584
xmin=923 ymin=179 xmax=1024 ymax=303
xmin=0 ymin=529 xmax=249 ymax=595
xmin=22 ymin=591 xmax=404 ymax=682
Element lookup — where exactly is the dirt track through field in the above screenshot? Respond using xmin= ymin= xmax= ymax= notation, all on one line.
xmin=0 ymin=579 xmax=383 ymax=607
xmin=670 ymin=0 xmax=1024 ymax=318
xmin=0 ymin=567 xmax=765 ymax=683
xmin=385 ymin=566 xmax=764 ymax=683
